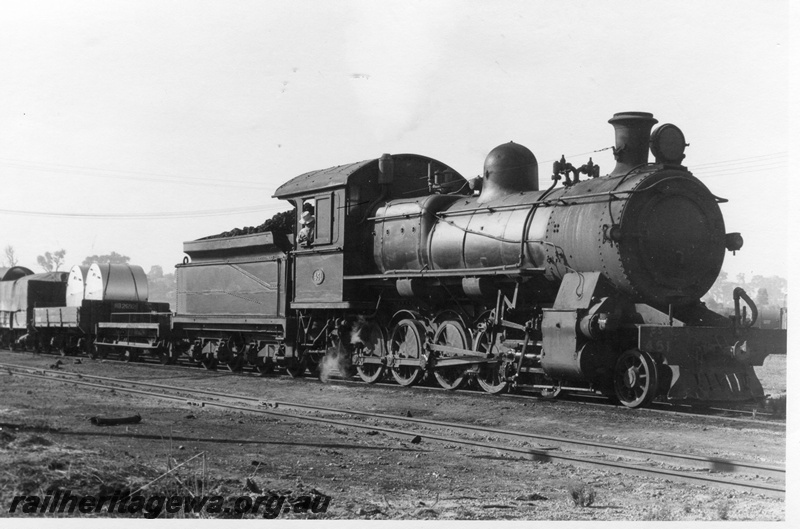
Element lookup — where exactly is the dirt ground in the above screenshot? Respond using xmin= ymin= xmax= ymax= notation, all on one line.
xmin=0 ymin=351 xmax=787 ymax=521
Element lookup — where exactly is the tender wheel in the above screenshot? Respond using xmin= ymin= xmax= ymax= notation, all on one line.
xmin=432 ymin=320 xmax=471 ymax=390
xmin=613 ymin=349 xmax=659 ymax=408
xmin=305 ymin=355 xmax=320 ymax=375
xmin=356 ymin=322 xmax=388 ymax=384
xmin=255 ymin=357 xmax=274 ymax=375
xmin=285 ymin=356 xmax=307 ymax=378
xmin=474 ymin=331 xmax=509 ymax=394
xmin=389 ymin=319 xmax=426 ymax=387
xmin=226 ymin=356 xmax=245 ymax=372
xmin=200 ymin=357 xmax=217 ymax=370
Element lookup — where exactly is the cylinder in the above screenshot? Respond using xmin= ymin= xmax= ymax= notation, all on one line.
xmin=66 ymin=265 xmax=90 ymax=307
xmin=84 ymin=263 xmax=149 ymax=302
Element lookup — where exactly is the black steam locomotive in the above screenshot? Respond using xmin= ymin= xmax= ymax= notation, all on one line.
xmin=1 ymin=112 xmax=786 ymax=408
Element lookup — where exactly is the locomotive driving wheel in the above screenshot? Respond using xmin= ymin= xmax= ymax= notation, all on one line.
xmin=432 ymin=320 xmax=471 ymax=390
xmin=474 ymin=331 xmax=510 ymax=394
xmin=355 ymin=322 xmax=388 ymax=384
xmin=613 ymin=349 xmax=659 ymax=408
xmin=389 ymin=319 xmax=426 ymax=387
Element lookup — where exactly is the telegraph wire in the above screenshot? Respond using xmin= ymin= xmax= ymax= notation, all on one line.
xmin=0 ymin=203 xmax=288 ymax=220
xmin=0 ymin=157 xmax=275 ymax=190
xmin=0 ymin=149 xmax=788 ymax=219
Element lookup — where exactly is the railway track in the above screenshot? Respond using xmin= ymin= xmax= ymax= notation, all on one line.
xmin=0 ymin=348 xmax=786 ymax=428
xmin=1 ymin=361 xmax=785 ymax=499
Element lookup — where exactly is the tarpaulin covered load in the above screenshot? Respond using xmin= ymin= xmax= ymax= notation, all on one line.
xmin=85 ymin=263 xmax=148 ymax=302
xmin=0 ymin=272 xmax=68 ymax=329
xmin=0 ymin=267 xmax=34 ymax=281
xmin=66 ymin=265 xmax=90 ymax=307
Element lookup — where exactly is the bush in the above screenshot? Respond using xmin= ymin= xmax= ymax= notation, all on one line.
xmin=567 ymin=481 xmax=595 ymax=507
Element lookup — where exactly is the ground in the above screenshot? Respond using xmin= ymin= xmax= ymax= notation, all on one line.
xmin=0 ymin=351 xmax=787 ymax=521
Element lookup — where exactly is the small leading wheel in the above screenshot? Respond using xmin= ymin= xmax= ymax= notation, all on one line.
xmin=474 ymin=331 xmax=509 ymax=394
xmin=613 ymin=349 xmax=659 ymax=408
xmin=356 ymin=322 xmax=388 ymax=384
xmin=389 ymin=319 xmax=426 ymax=387
xmin=432 ymin=320 xmax=471 ymax=390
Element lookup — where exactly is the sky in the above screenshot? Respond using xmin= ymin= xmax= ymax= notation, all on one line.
xmin=0 ymin=0 xmax=792 ymax=282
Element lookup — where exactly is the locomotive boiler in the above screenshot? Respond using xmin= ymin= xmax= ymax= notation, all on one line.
xmin=271 ymin=111 xmax=785 ymax=407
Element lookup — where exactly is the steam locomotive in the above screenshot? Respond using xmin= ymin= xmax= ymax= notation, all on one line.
xmin=0 ymin=112 xmax=787 ymax=408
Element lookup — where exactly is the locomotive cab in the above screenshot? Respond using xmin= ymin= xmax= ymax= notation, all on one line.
xmin=273 ymin=155 xmax=468 ymax=311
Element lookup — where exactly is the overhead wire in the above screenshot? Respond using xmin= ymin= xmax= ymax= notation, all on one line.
xmin=0 ymin=157 xmax=275 ymax=190
xmin=0 ymin=203 xmax=288 ymax=220
xmin=0 ymin=149 xmax=788 ymax=219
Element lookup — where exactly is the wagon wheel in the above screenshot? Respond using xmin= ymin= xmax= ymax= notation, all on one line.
xmin=389 ymin=319 xmax=426 ymax=387
xmin=157 ymin=349 xmax=170 ymax=365
xmin=93 ymin=343 xmax=109 ymax=360
xmin=433 ymin=320 xmax=471 ymax=390
xmin=285 ymin=356 xmax=307 ymax=378
xmin=474 ymin=331 xmax=509 ymax=394
xmin=156 ymin=343 xmax=174 ymax=365
xmin=613 ymin=349 xmax=659 ymax=408
xmin=356 ymin=322 xmax=388 ymax=384
xmin=124 ymin=349 xmax=140 ymax=363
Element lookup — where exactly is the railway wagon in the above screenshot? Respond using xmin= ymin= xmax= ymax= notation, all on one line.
xmin=0 ymin=269 xmax=67 ymax=349
xmin=29 ymin=264 xmax=170 ymax=359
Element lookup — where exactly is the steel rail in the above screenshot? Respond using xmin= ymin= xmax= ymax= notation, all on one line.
xmin=2 ymin=362 xmax=784 ymax=498
xmin=269 ymin=400 xmax=785 ymax=481
xmin=0 ymin=349 xmax=786 ymax=427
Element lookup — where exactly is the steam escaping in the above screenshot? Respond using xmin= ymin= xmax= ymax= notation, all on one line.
xmin=319 ymin=317 xmax=372 ymax=383
xmin=319 ymin=343 xmax=354 ymax=383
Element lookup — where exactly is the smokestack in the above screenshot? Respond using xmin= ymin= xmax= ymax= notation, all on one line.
xmin=608 ymin=112 xmax=658 ymax=176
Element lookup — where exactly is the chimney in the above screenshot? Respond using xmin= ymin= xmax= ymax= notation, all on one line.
xmin=608 ymin=112 xmax=658 ymax=176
